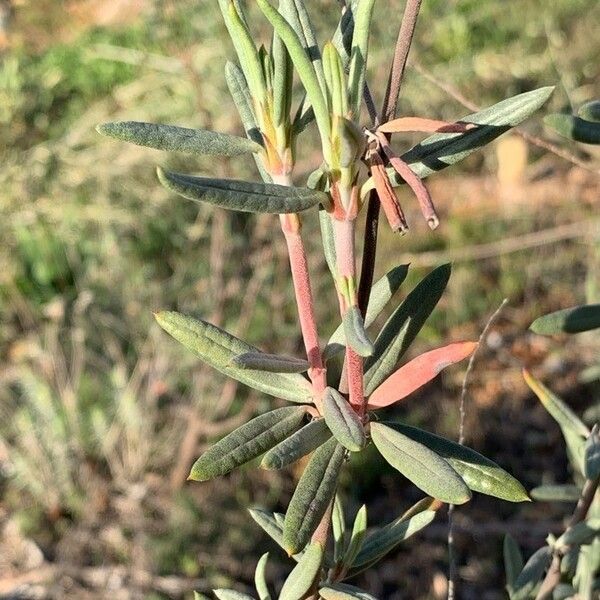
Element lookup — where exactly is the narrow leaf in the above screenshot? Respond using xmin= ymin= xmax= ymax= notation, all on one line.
xmin=523 ymin=370 xmax=590 ymax=439
xmin=232 ymin=352 xmax=310 ymax=373
xmin=332 ymin=494 xmax=347 ymax=563
xmin=96 ymin=121 xmax=262 ymax=156
xmin=225 ymin=61 xmax=263 ymax=146
xmin=194 ymin=593 xmax=210 ymax=600
xmin=370 ymin=423 xmax=471 ymax=504
xmin=504 ymin=534 xmax=524 ymax=595
xmin=157 ymin=168 xmax=328 ymax=214
xmin=368 ymin=342 xmax=477 ymax=409
xmin=189 ymin=406 xmax=307 ymax=481
xmin=361 ymin=87 xmax=555 ymax=194
xmin=512 ymin=546 xmax=552 ymax=600
xmin=342 ymin=307 xmax=374 ymax=357
xmin=323 ymin=387 xmax=366 ymax=452
xmin=530 ymin=304 xmax=600 ymax=335
xmin=578 ymin=100 xmax=600 ymax=122
xmin=347 ymin=0 xmax=376 ymax=118
xmin=154 ymin=312 xmax=312 ymax=403
xmin=256 ymin=0 xmax=331 ymax=149
xmin=544 ymin=113 xmax=600 ymax=144
xmin=351 ymin=509 xmax=436 ymax=570
xmin=379 ymin=422 xmax=529 ymax=502
xmin=364 ymin=264 xmax=451 ymax=395
xmin=261 ymin=419 xmax=331 ymax=470
xmin=342 ymin=505 xmax=367 ymax=569
xmin=284 ymin=438 xmax=345 ymax=554
xmin=279 ymin=542 xmax=323 ymax=600
xmin=272 ymin=32 xmax=293 ymax=126
xmin=249 ymin=508 xmax=303 ymax=561
xmin=530 ymin=484 xmax=581 ymax=503
xmin=214 ymin=590 xmax=255 ymax=600
xmin=556 ymin=521 xmax=599 ymax=548
xmin=325 ymin=265 xmax=410 ymax=359
xmin=255 ymin=553 xmax=271 ymax=600
xmin=377 ymin=117 xmax=475 ymax=134
xmin=584 ymin=426 xmax=600 ymax=480
xmin=320 ymin=583 xmax=378 ymax=600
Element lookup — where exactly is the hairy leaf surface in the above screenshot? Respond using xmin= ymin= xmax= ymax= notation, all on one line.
xmin=189 ymin=406 xmax=307 ymax=481
xmin=323 ymin=387 xmax=365 ymax=452
xmin=155 ymin=312 xmax=312 ymax=402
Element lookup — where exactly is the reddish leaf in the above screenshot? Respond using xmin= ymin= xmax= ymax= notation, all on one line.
xmin=368 ymin=150 xmax=408 ymax=233
xmin=377 ymin=133 xmax=439 ymax=230
xmin=377 ymin=117 xmax=475 ymax=134
xmin=367 ymin=341 xmax=478 ymax=409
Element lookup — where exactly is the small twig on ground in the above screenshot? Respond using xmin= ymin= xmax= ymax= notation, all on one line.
xmin=447 ymin=298 xmax=509 ymax=600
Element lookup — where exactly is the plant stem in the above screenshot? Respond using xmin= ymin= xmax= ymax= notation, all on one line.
xmin=273 ymin=175 xmax=327 ymax=396
xmin=382 ymin=0 xmax=424 ymax=124
xmin=534 ymin=475 xmax=599 ymax=600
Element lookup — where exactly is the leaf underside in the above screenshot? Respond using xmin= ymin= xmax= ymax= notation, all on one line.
xmin=157 ymin=168 xmax=329 ymax=214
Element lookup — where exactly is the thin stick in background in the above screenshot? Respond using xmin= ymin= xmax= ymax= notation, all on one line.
xmin=447 ymin=298 xmax=509 ymax=600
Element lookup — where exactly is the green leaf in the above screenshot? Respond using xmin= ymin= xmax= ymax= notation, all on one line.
xmin=350 ymin=509 xmax=436 ymax=570
xmin=232 ymin=352 xmax=310 ymax=373
xmin=380 ymin=422 xmax=529 ymax=502
xmin=504 ymin=534 xmax=524 ymax=596
xmin=370 ymin=423 xmax=471 ymax=504
xmin=279 ymin=542 xmax=323 ymax=600
xmin=332 ymin=494 xmax=347 ymax=563
xmin=214 ymin=590 xmax=255 ymax=600
xmin=249 ymin=508 xmax=303 ymax=561
xmin=157 ymin=168 xmax=328 ymax=214
xmin=189 ymin=406 xmax=307 ymax=481
xmin=523 ymin=369 xmax=590 ymax=447
xmin=194 ymin=593 xmax=211 ymax=600
xmin=342 ymin=307 xmax=374 ymax=357
xmin=325 ymin=265 xmax=410 ymax=359
xmin=284 ymin=438 xmax=345 ymax=554
xmin=218 ymin=0 xmax=267 ymax=105
xmin=261 ymin=418 xmax=331 ymax=469
xmin=530 ymin=484 xmax=581 ymax=503
xmin=557 ymin=521 xmax=599 ymax=549
xmin=544 ymin=114 xmax=600 ymax=145
xmin=319 ymin=207 xmax=337 ymax=280
xmin=362 ymin=87 xmax=555 ymax=194
xmin=155 ymin=312 xmax=312 ymax=403
xmin=320 ymin=583 xmax=378 ymax=600
xmin=512 ymin=546 xmax=552 ymax=600
xmin=254 ymin=553 xmax=271 ymax=600
xmin=530 ymin=304 xmax=600 ymax=335
xmin=323 ymin=387 xmax=366 ymax=452
xmin=347 ymin=0 xmax=376 ymax=118
xmin=363 ymin=264 xmax=451 ymax=395
xmin=279 ymin=0 xmax=326 ymax=93
xmin=256 ymin=0 xmax=331 ymax=152
xmin=272 ymin=32 xmax=293 ymax=127
xmin=96 ymin=121 xmax=262 ymax=157
xmin=224 ymin=61 xmax=264 ymax=146
xmin=342 ymin=505 xmax=367 ymax=569
xmin=578 ymin=100 xmax=600 ymax=122
xmin=332 ymin=0 xmax=359 ymax=65
xmin=585 ymin=426 xmax=600 ymax=480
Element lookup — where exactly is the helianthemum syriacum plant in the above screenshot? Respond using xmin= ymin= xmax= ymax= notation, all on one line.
xmin=97 ymin=1 xmax=555 ymax=597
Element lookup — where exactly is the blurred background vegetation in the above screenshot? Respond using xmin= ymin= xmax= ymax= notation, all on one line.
xmin=0 ymin=1 xmax=599 ymax=598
